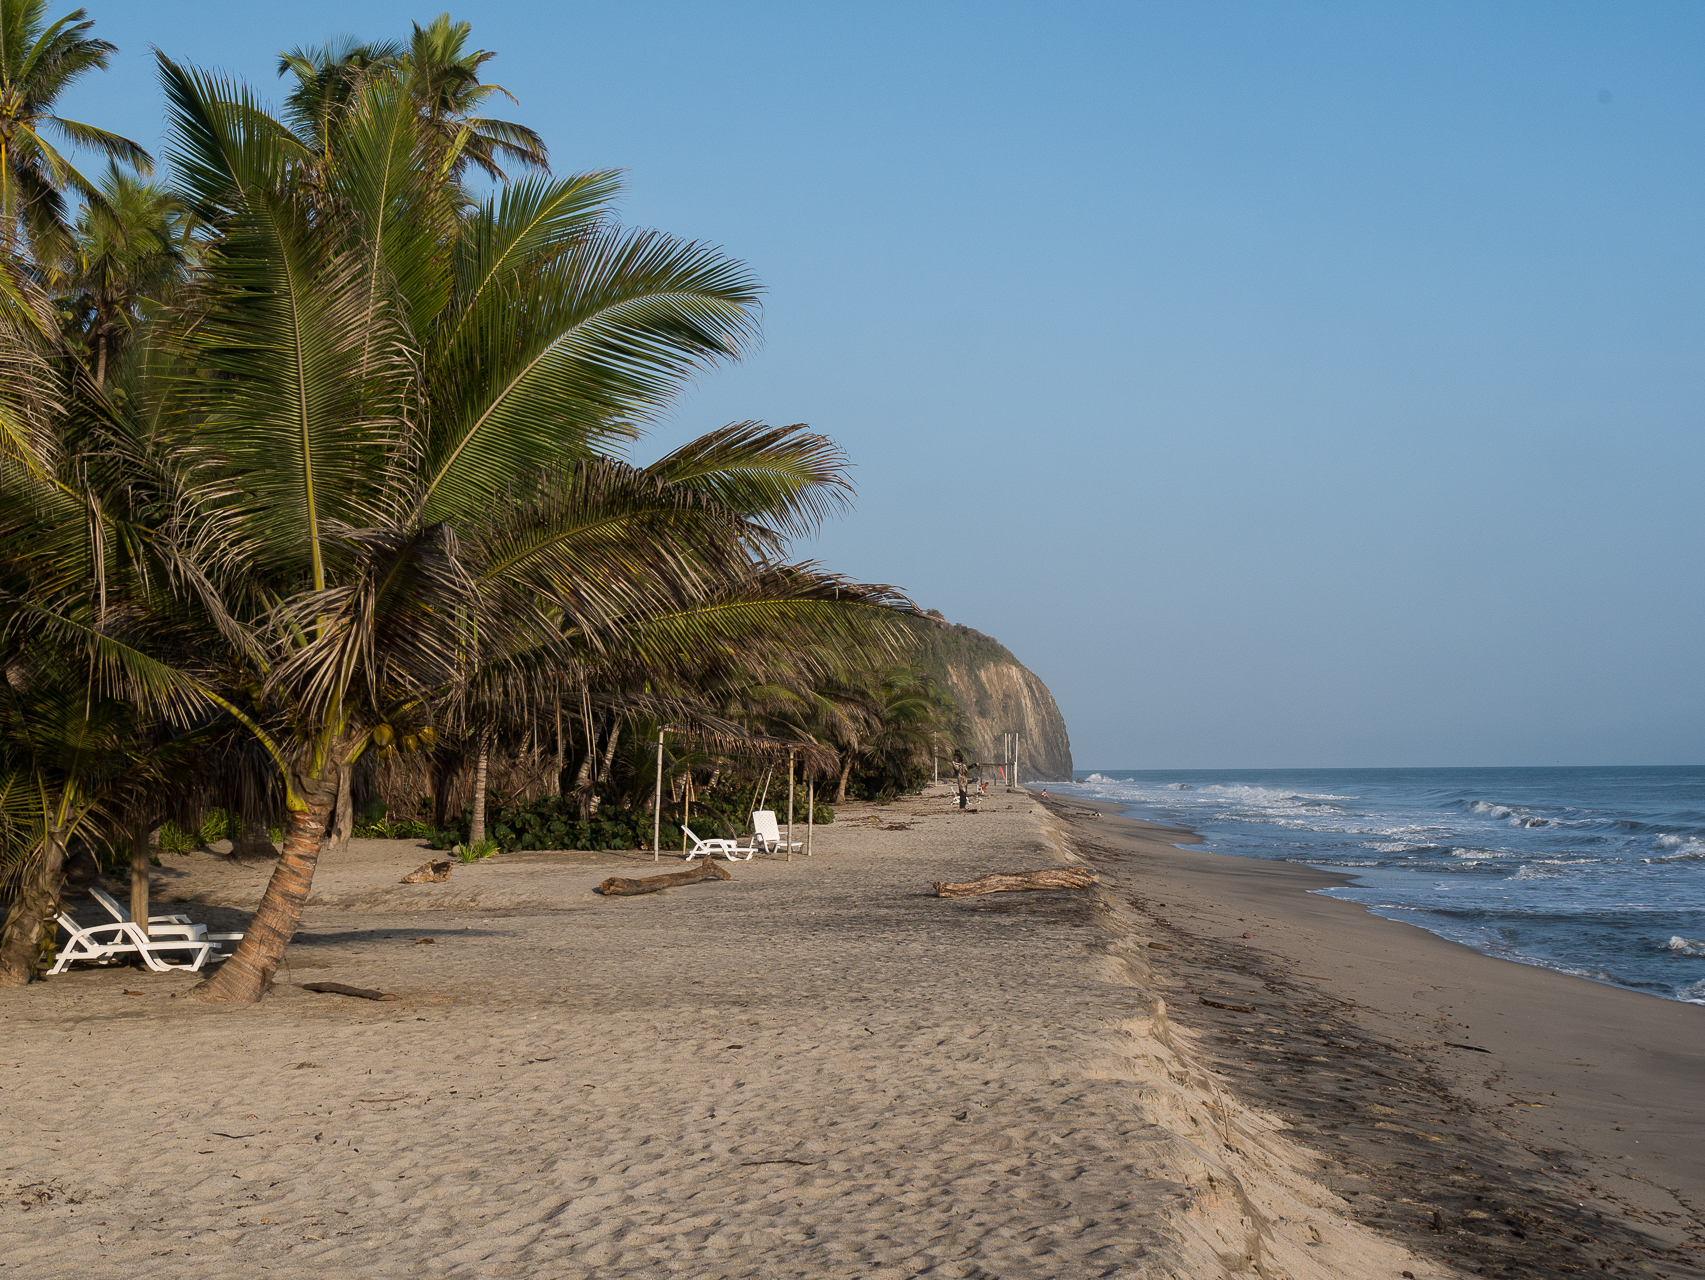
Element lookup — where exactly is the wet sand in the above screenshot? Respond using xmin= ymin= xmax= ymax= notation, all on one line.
xmin=1045 ymin=794 xmax=1705 ymax=1279
xmin=0 ymin=788 xmax=1448 ymax=1279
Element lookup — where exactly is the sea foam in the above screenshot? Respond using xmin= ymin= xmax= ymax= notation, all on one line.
xmin=1049 ymin=765 xmax=1705 ymax=1004
xmin=1675 ymin=977 xmax=1705 ymax=1004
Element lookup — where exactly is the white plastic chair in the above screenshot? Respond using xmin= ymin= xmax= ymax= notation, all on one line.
xmin=681 ymin=825 xmax=755 ymax=862
xmin=752 ymin=811 xmax=802 ymax=855
xmin=47 ymin=912 xmax=213 ymax=975
xmin=46 ymin=915 xmax=135 ymax=974
xmin=89 ymin=885 xmax=244 ymax=956
xmin=90 ymin=885 xmax=198 ymax=938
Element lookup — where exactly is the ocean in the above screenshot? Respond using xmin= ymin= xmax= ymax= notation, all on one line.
xmin=1050 ymin=766 xmax=1705 ymax=1005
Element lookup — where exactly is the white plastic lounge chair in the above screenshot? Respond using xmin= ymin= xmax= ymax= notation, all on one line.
xmin=681 ymin=825 xmax=755 ymax=862
xmin=752 ymin=810 xmax=802 ymax=855
xmin=88 ymin=885 xmax=244 ymax=956
xmin=46 ymin=915 xmax=135 ymax=974
xmin=90 ymin=885 xmax=198 ymax=938
xmin=46 ymin=912 xmax=214 ymax=976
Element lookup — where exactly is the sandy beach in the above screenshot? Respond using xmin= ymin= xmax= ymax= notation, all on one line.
xmin=0 ymin=787 xmax=1462 ymax=1279
xmin=1048 ymin=795 xmax=1705 ymax=1279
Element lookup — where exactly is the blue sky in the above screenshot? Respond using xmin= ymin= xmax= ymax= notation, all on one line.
xmin=61 ymin=2 xmax=1705 ymax=767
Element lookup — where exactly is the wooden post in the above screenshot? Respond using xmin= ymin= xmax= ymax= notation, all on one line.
xmin=786 ymin=750 xmax=795 ymax=863
xmin=652 ymin=727 xmax=664 ymax=861
xmin=130 ymin=823 xmax=150 ymax=939
xmin=807 ymin=778 xmax=814 ymax=857
xmin=1015 ymin=733 xmax=1021 ymax=790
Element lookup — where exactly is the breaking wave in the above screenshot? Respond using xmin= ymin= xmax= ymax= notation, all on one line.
xmin=1057 ymin=766 xmax=1705 ymax=1004
xmin=1675 ymin=977 xmax=1705 ymax=1004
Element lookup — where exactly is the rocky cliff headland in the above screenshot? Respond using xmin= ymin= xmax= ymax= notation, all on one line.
xmin=907 ymin=613 xmax=1073 ymax=781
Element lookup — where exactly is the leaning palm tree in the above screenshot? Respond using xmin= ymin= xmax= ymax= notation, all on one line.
xmin=77 ymin=58 xmax=907 ymax=1004
xmin=0 ymin=646 xmax=172 ymax=984
xmin=0 ymin=1 xmax=151 ymax=258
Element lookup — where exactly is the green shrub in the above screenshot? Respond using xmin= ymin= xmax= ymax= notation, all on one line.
xmin=158 ymin=808 xmax=238 ymax=854
xmin=353 ymin=816 xmax=437 ymax=840
xmin=431 ymin=795 xmax=652 ymax=852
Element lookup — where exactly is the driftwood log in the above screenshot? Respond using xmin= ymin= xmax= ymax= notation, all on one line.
xmin=597 ymin=861 xmax=732 ymax=896
xmin=1198 ymin=996 xmax=1255 ymax=1013
xmin=401 ymin=859 xmax=453 ymax=883
xmin=932 ymin=866 xmax=1096 ymax=898
xmin=303 ymin=982 xmax=398 ymax=1001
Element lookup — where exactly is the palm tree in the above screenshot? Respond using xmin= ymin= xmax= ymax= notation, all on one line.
xmin=399 ymin=13 xmax=547 ymax=182
xmin=0 ymin=1 xmax=151 ymax=257
xmin=110 ymin=58 xmax=907 ymax=1003
xmin=51 ymin=163 xmax=191 ymax=385
xmin=0 ymin=654 xmax=140 ymax=983
xmin=275 ymin=15 xmax=546 ymax=187
xmin=276 ymin=35 xmax=399 ymax=160
xmin=751 ymin=662 xmax=956 ymax=804
xmin=846 ymin=667 xmax=957 ymax=799
xmin=0 ymin=351 xmax=223 ymax=985
xmin=0 ymin=45 xmax=914 ymax=999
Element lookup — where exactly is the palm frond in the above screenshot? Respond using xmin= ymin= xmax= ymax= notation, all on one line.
xmin=331 ymin=74 xmax=454 ymax=336
xmin=644 ymin=421 xmax=854 ymax=540
xmin=162 ymin=55 xmax=417 ymax=590
xmin=46 ymin=115 xmax=152 ymax=172
xmin=156 ymin=53 xmax=312 ymax=223
xmin=419 ymin=223 xmax=761 ymax=521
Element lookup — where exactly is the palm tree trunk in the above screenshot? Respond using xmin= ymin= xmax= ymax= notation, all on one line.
xmin=431 ymin=750 xmax=453 ymax=828
xmin=130 ymin=823 xmax=152 ymax=938
xmin=328 ymin=768 xmax=354 ymax=852
xmin=469 ymin=736 xmax=491 ymax=843
xmin=834 ymin=751 xmax=855 ymax=804
xmin=94 ymin=331 xmax=108 ymax=389
xmin=598 ymin=722 xmax=620 ymax=780
xmin=591 ymin=722 xmax=620 ymax=816
xmin=550 ymin=697 xmax=563 ymax=797
xmin=574 ymin=747 xmax=593 ymax=821
xmin=193 ymin=749 xmax=343 ymax=1002
xmin=0 ymin=828 xmax=68 ymax=986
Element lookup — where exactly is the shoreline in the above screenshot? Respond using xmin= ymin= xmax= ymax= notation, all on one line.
xmin=1059 ymin=767 xmax=1705 ymax=1011
xmin=1043 ymin=793 xmax=1705 ymax=1277
xmin=1 ymin=787 xmax=1449 ymax=1279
